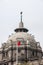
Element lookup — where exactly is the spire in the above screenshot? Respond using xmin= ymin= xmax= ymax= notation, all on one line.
xmin=15 ymin=12 xmax=28 ymax=32
xmin=19 ymin=12 xmax=24 ymax=28
xmin=20 ymin=12 xmax=22 ymax=22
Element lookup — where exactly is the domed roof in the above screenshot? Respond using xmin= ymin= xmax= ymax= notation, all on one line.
xmin=1 ymin=12 xmax=42 ymax=57
xmin=7 ymin=12 xmax=36 ymax=44
xmin=7 ymin=32 xmax=36 ymax=44
xmin=2 ymin=12 xmax=42 ymax=51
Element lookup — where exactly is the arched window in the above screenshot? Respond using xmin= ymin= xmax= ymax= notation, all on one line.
xmin=18 ymin=49 xmax=21 ymax=53
xmin=32 ymin=51 xmax=34 ymax=56
xmin=36 ymin=51 xmax=37 ymax=56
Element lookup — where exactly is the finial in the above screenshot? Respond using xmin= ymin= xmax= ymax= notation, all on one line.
xmin=19 ymin=12 xmax=24 ymax=28
xmin=20 ymin=12 xmax=23 ymax=22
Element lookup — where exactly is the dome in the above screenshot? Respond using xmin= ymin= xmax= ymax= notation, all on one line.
xmin=2 ymin=12 xmax=41 ymax=50
xmin=0 ymin=12 xmax=42 ymax=63
xmin=6 ymin=12 xmax=36 ymax=48
xmin=7 ymin=32 xmax=36 ymax=44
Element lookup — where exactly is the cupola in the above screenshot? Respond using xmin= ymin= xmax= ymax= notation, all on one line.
xmin=15 ymin=12 xmax=28 ymax=32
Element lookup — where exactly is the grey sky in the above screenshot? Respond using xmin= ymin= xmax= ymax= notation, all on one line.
xmin=0 ymin=0 xmax=43 ymax=50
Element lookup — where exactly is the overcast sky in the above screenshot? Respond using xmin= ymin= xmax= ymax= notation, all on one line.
xmin=0 ymin=0 xmax=43 ymax=50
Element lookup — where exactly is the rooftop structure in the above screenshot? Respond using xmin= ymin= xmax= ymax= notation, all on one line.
xmin=0 ymin=12 xmax=42 ymax=65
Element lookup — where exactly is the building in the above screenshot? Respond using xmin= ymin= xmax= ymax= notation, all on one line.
xmin=0 ymin=12 xmax=42 ymax=65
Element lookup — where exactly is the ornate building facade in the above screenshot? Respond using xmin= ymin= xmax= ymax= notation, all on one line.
xmin=0 ymin=12 xmax=42 ymax=65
